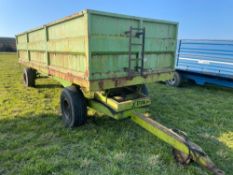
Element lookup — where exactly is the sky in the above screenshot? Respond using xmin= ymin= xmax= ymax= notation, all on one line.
xmin=0 ymin=0 xmax=232 ymax=39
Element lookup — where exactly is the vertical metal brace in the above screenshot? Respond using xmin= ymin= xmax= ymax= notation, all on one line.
xmin=140 ymin=27 xmax=145 ymax=75
xmin=44 ymin=25 xmax=49 ymax=67
xmin=128 ymin=26 xmax=133 ymax=76
xmin=26 ymin=32 xmax=30 ymax=61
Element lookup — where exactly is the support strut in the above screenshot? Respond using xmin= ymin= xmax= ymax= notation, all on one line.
xmin=130 ymin=112 xmax=224 ymax=175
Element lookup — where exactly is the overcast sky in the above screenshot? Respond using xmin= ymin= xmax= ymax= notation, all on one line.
xmin=0 ymin=0 xmax=232 ymax=39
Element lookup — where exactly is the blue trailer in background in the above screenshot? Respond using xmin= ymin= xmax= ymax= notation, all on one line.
xmin=167 ymin=39 xmax=233 ymax=88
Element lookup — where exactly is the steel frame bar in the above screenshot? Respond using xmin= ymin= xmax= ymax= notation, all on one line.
xmin=130 ymin=112 xmax=224 ymax=175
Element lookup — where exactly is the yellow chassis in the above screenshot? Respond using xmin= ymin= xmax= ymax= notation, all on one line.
xmin=87 ymin=90 xmax=224 ymax=175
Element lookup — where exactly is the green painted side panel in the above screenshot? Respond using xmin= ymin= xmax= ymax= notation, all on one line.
xmin=17 ymin=12 xmax=88 ymax=77
xmin=16 ymin=9 xmax=178 ymax=91
xmin=89 ymin=11 xmax=178 ymax=80
xmin=17 ymin=34 xmax=28 ymax=50
xmin=91 ymin=53 xmax=174 ymax=79
xmin=29 ymin=29 xmax=45 ymax=42
xmin=47 ymin=17 xmax=86 ymax=53
xmin=49 ymin=53 xmax=86 ymax=72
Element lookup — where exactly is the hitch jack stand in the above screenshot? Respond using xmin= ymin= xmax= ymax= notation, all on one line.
xmin=130 ymin=112 xmax=224 ymax=175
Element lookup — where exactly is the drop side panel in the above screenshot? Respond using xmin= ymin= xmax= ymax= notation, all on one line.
xmin=17 ymin=12 xmax=90 ymax=88
xmin=88 ymin=11 xmax=177 ymax=81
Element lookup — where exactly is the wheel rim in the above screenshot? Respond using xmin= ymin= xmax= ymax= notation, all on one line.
xmin=62 ymin=98 xmax=72 ymax=123
xmin=168 ymin=78 xmax=176 ymax=85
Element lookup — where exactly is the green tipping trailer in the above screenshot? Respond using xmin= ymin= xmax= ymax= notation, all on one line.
xmin=16 ymin=9 xmax=176 ymax=91
xmin=16 ymin=10 xmax=224 ymax=175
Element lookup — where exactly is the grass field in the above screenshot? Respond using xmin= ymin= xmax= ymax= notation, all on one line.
xmin=0 ymin=52 xmax=232 ymax=175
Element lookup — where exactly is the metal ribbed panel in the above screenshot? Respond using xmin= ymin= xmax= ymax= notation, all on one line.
xmin=176 ymin=39 xmax=233 ymax=79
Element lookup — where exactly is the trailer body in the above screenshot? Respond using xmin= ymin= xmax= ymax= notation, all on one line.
xmin=176 ymin=39 xmax=233 ymax=88
xmin=16 ymin=9 xmax=177 ymax=91
xmin=16 ymin=11 xmax=224 ymax=174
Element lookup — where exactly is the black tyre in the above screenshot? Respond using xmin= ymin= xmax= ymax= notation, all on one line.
xmin=166 ymin=71 xmax=182 ymax=87
xmin=23 ymin=68 xmax=36 ymax=87
xmin=60 ymin=86 xmax=87 ymax=128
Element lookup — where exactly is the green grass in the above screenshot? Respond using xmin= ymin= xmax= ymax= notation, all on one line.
xmin=0 ymin=52 xmax=232 ymax=175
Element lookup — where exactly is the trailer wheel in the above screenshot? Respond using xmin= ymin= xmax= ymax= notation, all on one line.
xmin=23 ymin=68 xmax=36 ymax=87
xmin=60 ymin=86 xmax=87 ymax=128
xmin=166 ymin=72 xmax=182 ymax=87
